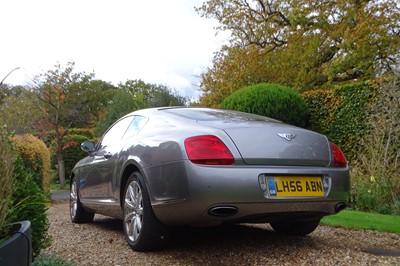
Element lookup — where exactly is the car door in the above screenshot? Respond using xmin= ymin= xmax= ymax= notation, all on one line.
xmin=79 ymin=116 xmax=135 ymax=200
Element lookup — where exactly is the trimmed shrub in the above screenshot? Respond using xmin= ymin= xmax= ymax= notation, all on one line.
xmin=220 ymin=83 xmax=308 ymax=127
xmin=8 ymin=157 xmax=50 ymax=257
xmin=302 ymin=82 xmax=377 ymax=162
xmin=12 ymin=134 xmax=51 ymax=191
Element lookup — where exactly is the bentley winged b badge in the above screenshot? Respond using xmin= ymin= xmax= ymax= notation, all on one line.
xmin=277 ymin=133 xmax=296 ymax=141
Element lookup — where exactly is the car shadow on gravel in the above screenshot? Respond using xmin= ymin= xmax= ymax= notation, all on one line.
xmin=165 ymin=224 xmax=318 ymax=250
xmin=90 ymin=217 xmax=124 ymax=233
xmin=88 ymin=217 xmax=318 ymax=252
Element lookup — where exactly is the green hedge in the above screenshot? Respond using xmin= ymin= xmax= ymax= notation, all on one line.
xmin=63 ymin=134 xmax=90 ymax=178
xmin=302 ymin=82 xmax=377 ymax=162
xmin=220 ymin=83 xmax=308 ymax=127
xmin=0 ymin=131 xmax=49 ymax=258
xmin=9 ymin=157 xmax=50 ymax=257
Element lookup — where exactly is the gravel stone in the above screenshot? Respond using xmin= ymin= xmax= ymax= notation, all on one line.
xmin=44 ymin=203 xmax=400 ymax=265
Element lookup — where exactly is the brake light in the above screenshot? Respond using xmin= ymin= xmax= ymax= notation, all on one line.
xmin=330 ymin=142 xmax=347 ymax=168
xmin=184 ymin=135 xmax=234 ymax=165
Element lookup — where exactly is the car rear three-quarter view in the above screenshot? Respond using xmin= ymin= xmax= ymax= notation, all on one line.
xmin=70 ymin=107 xmax=350 ymax=251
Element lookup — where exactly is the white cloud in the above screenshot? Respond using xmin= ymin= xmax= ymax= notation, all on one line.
xmin=0 ymin=0 xmax=228 ymax=100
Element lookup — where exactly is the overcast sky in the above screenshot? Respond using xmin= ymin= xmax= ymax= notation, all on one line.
xmin=0 ymin=0 xmax=228 ymax=101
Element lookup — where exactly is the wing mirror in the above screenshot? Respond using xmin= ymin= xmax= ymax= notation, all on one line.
xmin=81 ymin=141 xmax=96 ymax=153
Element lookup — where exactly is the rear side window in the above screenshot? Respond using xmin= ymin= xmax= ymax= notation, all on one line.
xmin=123 ymin=116 xmax=148 ymax=140
xmin=100 ymin=116 xmax=134 ymax=149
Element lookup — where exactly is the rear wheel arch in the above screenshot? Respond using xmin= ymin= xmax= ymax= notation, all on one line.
xmin=120 ymin=163 xmax=148 ymax=207
xmin=122 ymin=171 xmax=168 ymax=250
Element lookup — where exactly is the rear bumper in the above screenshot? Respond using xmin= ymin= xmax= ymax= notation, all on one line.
xmin=153 ymin=200 xmax=346 ymax=226
xmin=146 ymin=161 xmax=350 ymax=226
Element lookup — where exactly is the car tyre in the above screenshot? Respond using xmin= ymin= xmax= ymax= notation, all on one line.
xmin=123 ymin=171 xmax=168 ymax=251
xmin=270 ymin=219 xmax=320 ymax=236
xmin=70 ymin=177 xmax=94 ymax=223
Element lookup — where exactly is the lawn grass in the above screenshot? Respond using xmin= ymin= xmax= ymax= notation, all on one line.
xmin=321 ymin=210 xmax=400 ymax=234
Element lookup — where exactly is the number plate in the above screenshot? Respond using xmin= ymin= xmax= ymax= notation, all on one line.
xmin=266 ymin=176 xmax=324 ymax=198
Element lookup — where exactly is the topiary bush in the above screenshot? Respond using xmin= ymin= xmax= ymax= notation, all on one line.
xmin=12 ymin=134 xmax=51 ymax=191
xmin=220 ymin=83 xmax=308 ymax=127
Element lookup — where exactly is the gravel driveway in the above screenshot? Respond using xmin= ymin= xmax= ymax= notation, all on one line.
xmin=44 ymin=202 xmax=400 ymax=265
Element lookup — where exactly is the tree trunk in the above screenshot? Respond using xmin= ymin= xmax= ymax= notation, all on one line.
xmin=57 ymin=152 xmax=65 ymax=188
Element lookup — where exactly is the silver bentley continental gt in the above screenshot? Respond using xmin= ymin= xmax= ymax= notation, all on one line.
xmin=70 ymin=107 xmax=350 ymax=251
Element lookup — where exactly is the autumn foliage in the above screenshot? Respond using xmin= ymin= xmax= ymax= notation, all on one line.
xmin=197 ymin=0 xmax=400 ymax=107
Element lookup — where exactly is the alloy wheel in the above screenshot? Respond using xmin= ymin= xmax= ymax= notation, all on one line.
xmin=70 ymin=180 xmax=78 ymax=219
xmin=124 ymin=180 xmax=144 ymax=242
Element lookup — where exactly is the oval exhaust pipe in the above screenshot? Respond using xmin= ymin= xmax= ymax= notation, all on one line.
xmin=208 ymin=206 xmax=238 ymax=217
xmin=335 ymin=202 xmax=347 ymax=213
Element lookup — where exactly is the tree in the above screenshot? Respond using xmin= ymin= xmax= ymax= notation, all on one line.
xmin=95 ymin=89 xmax=145 ymax=135
xmin=0 ymin=89 xmax=42 ymax=134
xmin=96 ymin=79 xmax=186 ymax=135
xmin=0 ymin=86 xmax=42 ymax=134
xmin=119 ymin=79 xmax=186 ymax=107
xmin=196 ymin=0 xmax=400 ymax=107
xmin=80 ymin=79 xmax=117 ymax=128
xmin=33 ymin=62 xmax=96 ymax=187
xmin=0 ymin=83 xmax=12 ymax=105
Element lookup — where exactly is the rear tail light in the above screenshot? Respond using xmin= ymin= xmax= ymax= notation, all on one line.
xmin=330 ymin=142 xmax=347 ymax=168
xmin=184 ymin=135 xmax=235 ymax=165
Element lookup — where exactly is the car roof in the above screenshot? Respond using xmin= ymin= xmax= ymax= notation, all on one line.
xmin=128 ymin=107 xmax=280 ymax=124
